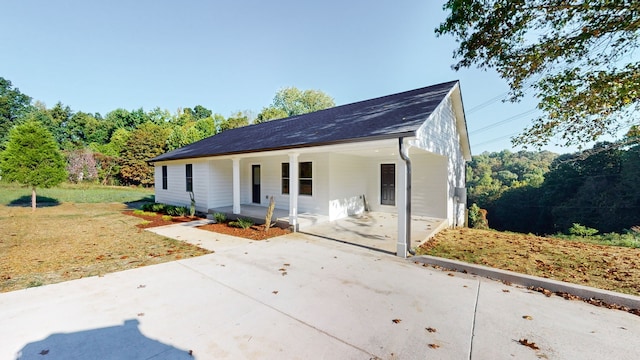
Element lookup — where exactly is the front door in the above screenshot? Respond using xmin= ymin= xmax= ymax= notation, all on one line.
xmin=381 ymin=164 xmax=395 ymax=206
xmin=252 ymin=165 xmax=261 ymax=204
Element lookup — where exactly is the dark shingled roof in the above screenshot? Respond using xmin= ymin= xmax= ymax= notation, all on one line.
xmin=150 ymin=80 xmax=459 ymax=162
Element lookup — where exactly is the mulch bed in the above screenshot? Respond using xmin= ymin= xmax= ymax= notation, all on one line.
xmin=123 ymin=211 xmax=202 ymax=228
xmin=197 ymin=222 xmax=291 ymax=240
xmin=124 ymin=211 xmax=291 ymax=240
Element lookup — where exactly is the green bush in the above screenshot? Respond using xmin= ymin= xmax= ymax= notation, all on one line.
xmin=162 ymin=215 xmax=172 ymax=221
xmin=213 ymin=212 xmax=227 ymax=223
xmin=230 ymin=217 xmax=254 ymax=229
xmin=141 ymin=202 xmax=187 ymax=217
xmin=133 ymin=209 xmax=156 ymax=217
xmin=568 ymin=223 xmax=599 ymax=237
xmin=166 ymin=205 xmax=188 ymax=216
xmin=468 ymin=203 xmax=489 ymax=229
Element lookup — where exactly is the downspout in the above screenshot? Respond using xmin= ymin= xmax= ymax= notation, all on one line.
xmin=398 ymin=137 xmax=415 ymax=255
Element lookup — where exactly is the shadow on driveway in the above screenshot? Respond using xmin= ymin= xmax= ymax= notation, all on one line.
xmin=15 ymin=319 xmax=193 ymax=360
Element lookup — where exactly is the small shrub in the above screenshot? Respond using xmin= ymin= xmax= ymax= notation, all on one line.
xmin=230 ymin=218 xmax=254 ymax=229
xmin=468 ymin=203 xmax=489 ymax=229
xmin=162 ymin=215 xmax=172 ymax=221
xmin=133 ymin=209 xmax=156 ymax=217
xmin=166 ymin=205 xmax=188 ymax=216
xmin=568 ymin=223 xmax=599 ymax=237
xmin=213 ymin=212 xmax=227 ymax=223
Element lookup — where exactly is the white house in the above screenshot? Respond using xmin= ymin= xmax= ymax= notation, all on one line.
xmin=149 ymin=80 xmax=471 ymax=257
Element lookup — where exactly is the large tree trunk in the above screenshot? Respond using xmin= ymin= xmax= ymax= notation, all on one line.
xmin=31 ymin=186 xmax=36 ymax=212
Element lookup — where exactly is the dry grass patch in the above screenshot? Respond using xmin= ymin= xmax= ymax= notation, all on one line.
xmin=0 ymin=203 xmax=210 ymax=292
xmin=418 ymin=228 xmax=640 ymax=296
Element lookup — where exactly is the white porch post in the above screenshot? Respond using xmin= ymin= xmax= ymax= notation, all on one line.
xmin=232 ymin=157 xmax=241 ymax=214
xmin=289 ymin=153 xmax=299 ymax=231
xmin=397 ymin=156 xmax=409 ymax=257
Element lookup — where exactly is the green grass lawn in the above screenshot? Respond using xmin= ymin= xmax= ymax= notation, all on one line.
xmin=0 ymin=182 xmax=154 ymax=206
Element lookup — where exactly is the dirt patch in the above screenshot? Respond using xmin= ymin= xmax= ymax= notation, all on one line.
xmin=197 ymin=222 xmax=291 ymax=240
xmin=0 ymin=203 xmax=210 ymax=293
xmin=418 ymin=228 xmax=640 ymax=296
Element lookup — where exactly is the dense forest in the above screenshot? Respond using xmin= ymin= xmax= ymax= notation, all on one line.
xmin=0 ymin=77 xmax=334 ymax=187
xmin=467 ymin=136 xmax=640 ymax=235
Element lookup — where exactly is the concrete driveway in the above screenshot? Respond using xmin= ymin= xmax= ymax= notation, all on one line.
xmin=1 ymin=223 xmax=639 ymax=359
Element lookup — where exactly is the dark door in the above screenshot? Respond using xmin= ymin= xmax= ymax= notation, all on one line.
xmin=252 ymin=165 xmax=261 ymax=204
xmin=381 ymin=164 xmax=395 ymax=206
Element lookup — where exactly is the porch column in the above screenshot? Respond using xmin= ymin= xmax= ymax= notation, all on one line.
xmin=289 ymin=153 xmax=299 ymax=231
xmin=232 ymin=157 xmax=241 ymax=214
xmin=397 ymin=156 xmax=409 ymax=257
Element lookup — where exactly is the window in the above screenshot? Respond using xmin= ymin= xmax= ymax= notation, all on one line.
xmin=281 ymin=161 xmax=313 ymax=196
xmin=185 ymin=164 xmax=193 ymax=192
xmin=299 ymin=162 xmax=312 ymax=196
xmin=281 ymin=163 xmax=289 ymax=194
xmin=162 ymin=166 xmax=168 ymax=190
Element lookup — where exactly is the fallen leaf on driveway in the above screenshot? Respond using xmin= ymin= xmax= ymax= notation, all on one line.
xmin=392 ymin=319 xmax=401 ymax=323
xmin=272 ymin=290 xmax=278 ymax=294
xmin=428 ymin=343 xmax=440 ymax=349
xmin=426 ymin=327 xmax=437 ymax=333
xmin=518 ymin=338 xmax=540 ymax=350
xmin=522 ymin=315 xmax=533 ymax=320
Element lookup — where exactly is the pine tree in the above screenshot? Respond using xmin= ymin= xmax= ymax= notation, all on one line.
xmin=0 ymin=119 xmax=67 ymax=210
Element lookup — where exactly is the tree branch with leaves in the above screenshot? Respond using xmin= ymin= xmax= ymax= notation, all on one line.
xmin=437 ymin=0 xmax=640 ymax=147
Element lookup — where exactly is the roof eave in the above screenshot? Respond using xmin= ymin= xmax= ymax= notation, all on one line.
xmin=148 ymin=131 xmax=417 ymax=164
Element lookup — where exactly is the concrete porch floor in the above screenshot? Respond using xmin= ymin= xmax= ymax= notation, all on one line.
xmin=301 ymin=212 xmax=448 ymax=254
xmin=210 ymin=205 xmax=447 ymax=254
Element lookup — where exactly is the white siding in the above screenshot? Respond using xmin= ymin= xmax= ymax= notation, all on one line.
xmin=208 ymin=159 xmax=233 ymax=208
xmin=327 ymin=153 xmax=368 ymax=220
xmin=154 ymin=160 xmax=209 ymax=212
xmin=235 ymin=154 xmax=330 ymax=216
xmin=410 ymin=152 xmax=448 ymax=218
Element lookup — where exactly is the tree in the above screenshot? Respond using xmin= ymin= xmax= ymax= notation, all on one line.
xmin=220 ymin=111 xmax=251 ymax=132
xmin=0 ymin=77 xmax=32 ymax=146
xmin=256 ymin=106 xmax=288 ymax=123
xmin=66 ymin=149 xmax=98 ymax=183
xmin=437 ymin=1 xmax=640 ymax=147
xmin=0 ymin=120 xmax=67 ymax=210
xmin=192 ymin=105 xmax=212 ymax=120
xmin=256 ymin=87 xmax=335 ymax=123
xmin=118 ymin=122 xmax=170 ymax=186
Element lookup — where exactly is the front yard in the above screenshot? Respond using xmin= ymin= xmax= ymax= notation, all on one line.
xmin=418 ymin=228 xmax=640 ymax=296
xmin=0 ymin=202 xmax=210 ymax=292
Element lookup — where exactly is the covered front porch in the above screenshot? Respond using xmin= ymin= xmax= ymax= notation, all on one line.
xmin=209 ymin=204 xmax=447 ymax=254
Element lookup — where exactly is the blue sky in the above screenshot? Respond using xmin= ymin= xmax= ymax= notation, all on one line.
xmin=2 ymin=0 xmax=576 ymax=153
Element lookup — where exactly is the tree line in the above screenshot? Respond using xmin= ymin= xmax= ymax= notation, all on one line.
xmin=468 ymin=132 xmax=640 ymax=235
xmin=0 ymin=77 xmax=334 ymax=188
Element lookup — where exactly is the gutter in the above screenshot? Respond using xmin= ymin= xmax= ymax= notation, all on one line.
xmin=398 ymin=137 xmax=415 ymax=256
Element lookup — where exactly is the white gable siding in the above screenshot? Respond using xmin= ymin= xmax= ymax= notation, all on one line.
xmin=412 ymin=94 xmax=467 ymax=226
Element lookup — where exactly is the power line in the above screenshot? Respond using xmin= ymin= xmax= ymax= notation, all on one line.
xmin=469 ymin=109 xmax=537 ymax=135
xmin=473 ymin=132 xmax=520 ymax=148
xmin=466 ymin=92 xmax=510 ymax=114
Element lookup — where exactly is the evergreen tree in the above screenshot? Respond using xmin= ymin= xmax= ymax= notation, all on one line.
xmin=0 ymin=120 xmax=67 ymax=210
